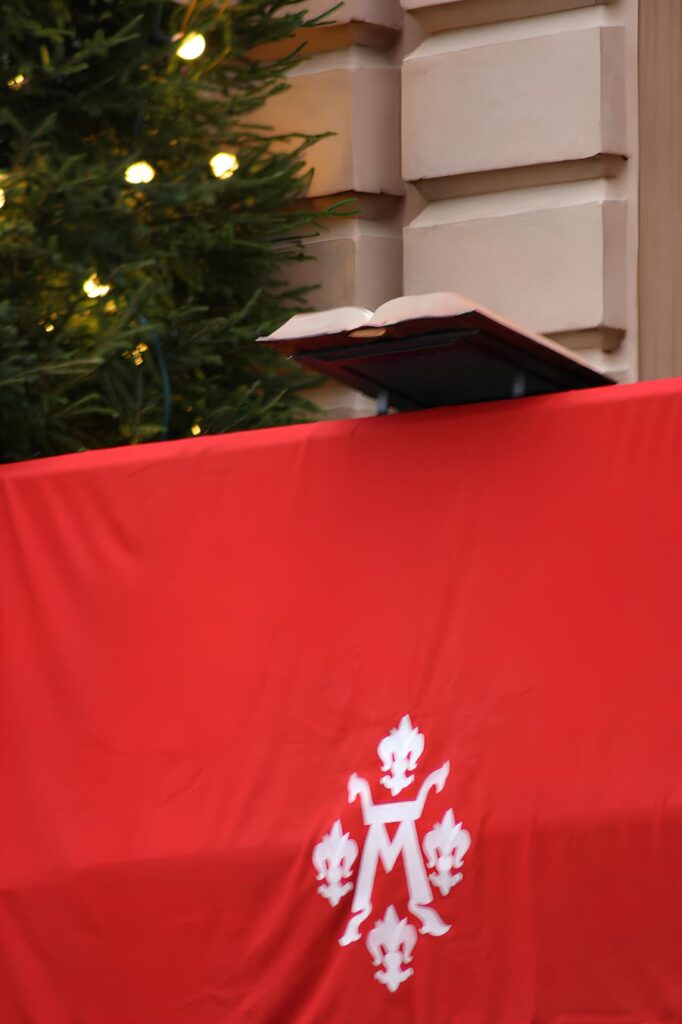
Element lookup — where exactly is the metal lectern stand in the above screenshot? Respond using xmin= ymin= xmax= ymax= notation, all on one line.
xmin=258 ymin=294 xmax=613 ymax=413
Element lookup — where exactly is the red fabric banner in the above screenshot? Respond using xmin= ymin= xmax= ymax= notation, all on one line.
xmin=1 ymin=380 xmax=681 ymax=1024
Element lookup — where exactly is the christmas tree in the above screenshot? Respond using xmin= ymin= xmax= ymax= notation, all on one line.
xmin=0 ymin=0 xmax=330 ymax=462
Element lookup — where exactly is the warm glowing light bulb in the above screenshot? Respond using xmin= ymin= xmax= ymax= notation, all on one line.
xmin=131 ymin=342 xmax=148 ymax=367
xmin=83 ymin=273 xmax=111 ymax=299
xmin=176 ymin=32 xmax=206 ymax=61
xmin=0 ymin=188 xmax=5 ymax=209
xmin=43 ymin=322 xmax=55 ymax=333
xmin=124 ymin=160 xmax=156 ymax=185
xmin=8 ymin=73 xmax=26 ymax=90
xmin=191 ymin=423 xmax=202 ymax=436
xmin=209 ymin=151 xmax=239 ymax=180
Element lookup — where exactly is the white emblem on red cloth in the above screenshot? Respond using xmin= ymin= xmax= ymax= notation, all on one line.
xmin=312 ymin=715 xmax=471 ymax=992
xmin=367 ymin=905 xmax=417 ymax=993
xmin=423 ymin=807 xmax=471 ymax=897
xmin=313 ymin=820 xmax=358 ymax=907
xmin=377 ymin=714 xmax=424 ymax=796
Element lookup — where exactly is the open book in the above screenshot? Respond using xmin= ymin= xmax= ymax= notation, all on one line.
xmin=262 ymin=293 xmax=485 ymax=343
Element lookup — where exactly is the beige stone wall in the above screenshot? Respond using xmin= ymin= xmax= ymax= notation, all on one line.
xmin=403 ymin=0 xmax=638 ymax=383
xmin=260 ymin=0 xmax=639 ymax=414
xmin=638 ymin=1 xmax=682 ymax=380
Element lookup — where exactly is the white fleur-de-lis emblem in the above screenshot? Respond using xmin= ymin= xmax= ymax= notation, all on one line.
xmin=313 ymin=820 xmax=358 ymax=907
xmin=312 ymin=714 xmax=472 ymax=992
xmin=423 ymin=808 xmax=471 ymax=897
xmin=377 ymin=714 xmax=424 ymax=796
xmin=367 ymin=905 xmax=417 ymax=993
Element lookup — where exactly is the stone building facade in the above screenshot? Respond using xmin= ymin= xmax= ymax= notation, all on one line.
xmin=260 ymin=0 xmax=680 ymax=415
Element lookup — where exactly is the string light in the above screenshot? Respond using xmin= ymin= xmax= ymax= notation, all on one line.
xmin=191 ymin=422 xmax=202 ymax=436
xmin=39 ymin=311 xmax=58 ymax=332
xmin=7 ymin=74 xmax=27 ymax=90
xmin=124 ymin=160 xmax=156 ymax=185
xmin=175 ymin=32 xmax=206 ymax=61
xmin=0 ymin=188 xmax=5 ymax=209
xmin=131 ymin=342 xmax=148 ymax=367
xmin=123 ymin=343 xmax=148 ymax=367
xmin=83 ymin=273 xmax=111 ymax=299
xmin=209 ymin=151 xmax=239 ymax=180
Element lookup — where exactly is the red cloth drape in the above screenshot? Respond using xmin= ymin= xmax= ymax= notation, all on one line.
xmin=1 ymin=380 xmax=681 ymax=1023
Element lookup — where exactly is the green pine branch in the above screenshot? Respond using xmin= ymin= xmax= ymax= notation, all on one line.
xmin=0 ymin=0 xmax=336 ymax=461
